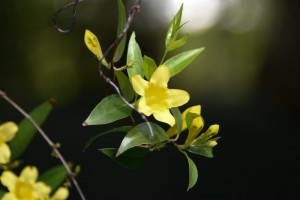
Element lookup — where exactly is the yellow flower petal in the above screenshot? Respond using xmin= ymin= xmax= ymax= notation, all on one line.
xmin=181 ymin=105 xmax=201 ymax=131
xmin=51 ymin=187 xmax=69 ymax=200
xmin=202 ymin=124 xmax=219 ymax=138
xmin=84 ymin=30 xmax=101 ymax=58
xmin=0 ymin=143 xmax=11 ymax=164
xmin=150 ymin=65 xmax=170 ymax=88
xmin=132 ymin=75 xmax=149 ymax=96
xmin=0 ymin=122 xmax=18 ymax=142
xmin=153 ymin=109 xmax=175 ymax=126
xmin=136 ymin=97 xmax=153 ymax=116
xmin=186 ymin=116 xmax=204 ymax=143
xmin=20 ymin=166 xmax=38 ymax=184
xmin=166 ymin=89 xmax=189 ymax=107
xmin=34 ymin=182 xmax=51 ymax=198
xmin=0 ymin=171 xmax=17 ymax=190
xmin=2 ymin=193 xmax=18 ymax=200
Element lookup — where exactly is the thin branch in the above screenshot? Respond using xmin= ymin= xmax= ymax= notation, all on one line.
xmin=0 ymin=90 xmax=86 ymax=200
xmin=97 ymin=0 xmax=154 ymax=138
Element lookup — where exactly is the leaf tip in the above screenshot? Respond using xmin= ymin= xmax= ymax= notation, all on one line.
xmin=82 ymin=121 xmax=88 ymax=126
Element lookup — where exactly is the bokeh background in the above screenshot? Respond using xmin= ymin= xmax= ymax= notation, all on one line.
xmin=1 ymin=0 xmax=300 ymax=199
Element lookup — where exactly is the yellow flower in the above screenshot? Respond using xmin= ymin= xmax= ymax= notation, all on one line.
xmin=167 ymin=105 xmax=204 ymax=142
xmin=84 ymin=29 xmax=108 ymax=66
xmin=131 ymin=65 xmax=190 ymax=126
xmin=0 ymin=166 xmax=69 ymax=200
xmin=167 ymin=105 xmax=219 ymax=144
xmin=0 ymin=122 xmax=18 ymax=164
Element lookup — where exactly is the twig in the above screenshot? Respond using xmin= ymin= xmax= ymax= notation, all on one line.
xmin=52 ymin=0 xmax=83 ymax=33
xmin=0 ymin=90 xmax=86 ymax=200
xmin=97 ymin=0 xmax=154 ymax=138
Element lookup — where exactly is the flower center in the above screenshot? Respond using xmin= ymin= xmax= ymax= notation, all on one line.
xmin=14 ymin=180 xmax=34 ymax=199
xmin=144 ymin=83 xmax=168 ymax=111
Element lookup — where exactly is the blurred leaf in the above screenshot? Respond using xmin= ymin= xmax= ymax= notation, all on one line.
xmin=100 ymin=147 xmax=150 ymax=169
xmin=83 ymin=94 xmax=132 ymax=125
xmin=167 ymin=34 xmax=189 ymax=52
xmin=10 ymin=101 xmax=52 ymax=160
xmin=165 ymin=4 xmax=183 ymax=48
xmin=39 ymin=165 xmax=67 ymax=191
xmin=142 ymin=55 xmax=157 ymax=80
xmin=127 ymin=32 xmax=144 ymax=80
xmin=115 ymin=71 xmax=135 ymax=101
xmin=0 ymin=190 xmax=5 ymax=198
xmin=183 ymin=152 xmax=198 ymax=191
xmin=116 ymin=122 xmax=168 ymax=156
xmin=114 ymin=0 xmax=127 ymax=62
xmin=171 ymin=107 xmax=182 ymax=136
xmin=84 ymin=126 xmax=132 ymax=150
xmin=163 ymin=48 xmax=205 ymax=77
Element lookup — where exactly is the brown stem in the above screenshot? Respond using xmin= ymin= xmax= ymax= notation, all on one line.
xmin=0 ymin=90 xmax=86 ymax=200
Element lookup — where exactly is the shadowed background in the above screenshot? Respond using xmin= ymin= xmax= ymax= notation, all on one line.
xmin=1 ymin=0 xmax=299 ymax=199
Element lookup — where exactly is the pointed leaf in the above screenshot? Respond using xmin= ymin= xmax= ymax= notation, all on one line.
xmin=142 ymin=55 xmax=157 ymax=80
xmin=114 ymin=0 xmax=127 ymax=62
xmin=183 ymin=152 xmax=198 ymax=191
xmin=116 ymin=122 xmax=168 ymax=156
xmin=39 ymin=165 xmax=67 ymax=191
xmin=127 ymin=32 xmax=144 ymax=80
xmin=10 ymin=100 xmax=52 ymax=160
xmin=163 ymin=48 xmax=205 ymax=77
xmin=115 ymin=71 xmax=135 ymax=101
xmin=84 ymin=126 xmax=132 ymax=150
xmin=167 ymin=34 xmax=189 ymax=51
xmin=188 ymin=137 xmax=221 ymax=158
xmin=165 ymin=4 xmax=184 ymax=48
xmin=83 ymin=94 xmax=132 ymax=125
xmin=171 ymin=107 xmax=182 ymax=136
xmin=100 ymin=147 xmax=150 ymax=169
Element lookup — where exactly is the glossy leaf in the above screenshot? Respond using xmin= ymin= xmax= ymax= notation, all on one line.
xmin=114 ymin=0 xmax=127 ymax=62
xmin=167 ymin=34 xmax=189 ymax=52
xmin=165 ymin=4 xmax=183 ymax=48
xmin=142 ymin=55 xmax=157 ymax=80
xmin=39 ymin=165 xmax=67 ymax=191
xmin=171 ymin=107 xmax=182 ymax=136
xmin=84 ymin=126 xmax=132 ymax=150
xmin=115 ymin=71 xmax=135 ymax=101
xmin=83 ymin=94 xmax=132 ymax=125
xmin=10 ymin=100 xmax=52 ymax=160
xmin=183 ymin=152 xmax=198 ymax=191
xmin=127 ymin=32 xmax=144 ymax=80
xmin=116 ymin=122 xmax=168 ymax=156
xmin=163 ymin=48 xmax=205 ymax=77
xmin=100 ymin=147 xmax=150 ymax=169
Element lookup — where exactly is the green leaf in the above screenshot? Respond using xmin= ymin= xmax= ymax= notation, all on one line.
xmin=114 ymin=0 xmax=127 ymax=62
xmin=171 ymin=107 xmax=182 ymax=136
xmin=188 ymin=137 xmax=221 ymax=158
xmin=84 ymin=126 xmax=132 ymax=150
xmin=163 ymin=48 xmax=205 ymax=77
xmin=167 ymin=34 xmax=189 ymax=52
xmin=115 ymin=71 xmax=135 ymax=101
xmin=183 ymin=152 xmax=198 ymax=191
xmin=185 ymin=112 xmax=200 ymax=129
xmin=39 ymin=165 xmax=67 ymax=191
xmin=165 ymin=4 xmax=184 ymax=48
xmin=100 ymin=147 xmax=150 ymax=169
xmin=127 ymin=32 xmax=144 ymax=81
xmin=0 ymin=190 xmax=5 ymax=198
xmin=142 ymin=55 xmax=157 ymax=80
xmin=10 ymin=100 xmax=52 ymax=160
xmin=116 ymin=122 xmax=168 ymax=156
xmin=83 ymin=94 xmax=132 ymax=125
